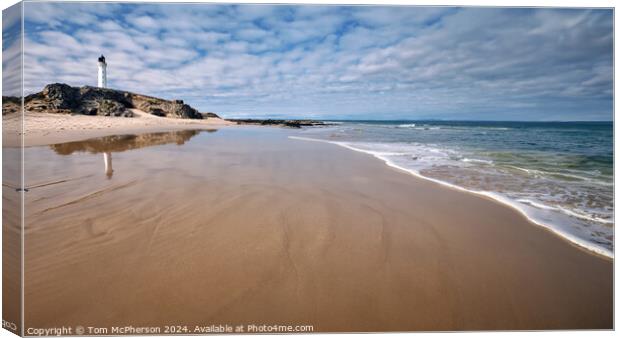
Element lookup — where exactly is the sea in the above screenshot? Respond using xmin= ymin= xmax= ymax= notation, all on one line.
xmin=295 ymin=120 xmax=614 ymax=258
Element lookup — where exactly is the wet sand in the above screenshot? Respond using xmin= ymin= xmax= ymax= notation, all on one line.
xmin=2 ymin=143 xmax=22 ymax=335
xmin=19 ymin=127 xmax=612 ymax=332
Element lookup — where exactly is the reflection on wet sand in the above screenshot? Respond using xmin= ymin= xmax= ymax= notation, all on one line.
xmin=48 ymin=129 xmax=212 ymax=178
xmin=49 ymin=129 xmax=211 ymax=155
xmin=104 ymin=152 xmax=113 ymax=178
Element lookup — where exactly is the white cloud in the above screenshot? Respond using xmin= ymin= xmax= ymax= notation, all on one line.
xmin=18 ymin=4 xmax=613 ymax=120
xmin=132 ymin=16 xmax=160 ymax=31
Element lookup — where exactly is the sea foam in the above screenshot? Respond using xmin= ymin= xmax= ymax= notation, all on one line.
xmin=289 ymin=135 xmax=614 ymax=259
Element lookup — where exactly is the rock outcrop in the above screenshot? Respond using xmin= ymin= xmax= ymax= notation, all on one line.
xmin=17 ymin=83 xmax=204 ymax=119
xmin=229 ymin=118 xmax=328 ymax=128
xmin=2 ymin=96 xmax=21 ymax=115
xmin=201 ymin=112 xmax=221 ymax=119
xmin=129 ymin=95 xmax=202 ymax=119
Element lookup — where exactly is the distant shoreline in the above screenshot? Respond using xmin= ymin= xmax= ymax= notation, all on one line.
xmin=228 ymin=118 xmax=329 ymax=128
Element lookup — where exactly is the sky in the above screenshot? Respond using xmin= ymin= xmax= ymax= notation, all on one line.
xmin=2 ymin=3 xmax=614 ymax=120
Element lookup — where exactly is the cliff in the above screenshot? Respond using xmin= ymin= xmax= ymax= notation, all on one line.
xmin=15 ymin=83 xmax=205 ymax=119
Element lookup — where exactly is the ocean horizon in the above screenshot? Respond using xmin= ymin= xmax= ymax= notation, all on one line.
xmin=320 ymin=119 xmax=613 ymax=123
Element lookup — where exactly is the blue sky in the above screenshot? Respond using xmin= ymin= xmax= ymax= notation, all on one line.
xmin=5 ymin=3 xmax=614 ymax=120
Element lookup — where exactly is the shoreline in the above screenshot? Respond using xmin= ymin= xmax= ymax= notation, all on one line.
xmin=4 ymin=112 xmax=612 ymax=261
xmin=21 ymin=127 xmax=612 ymax=330
xmin=3 ymin=112 xmax=612 ymax=261
xmin=290 ymin=136 xmax=614 ymax=260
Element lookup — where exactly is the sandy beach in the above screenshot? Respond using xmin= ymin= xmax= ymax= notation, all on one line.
xmin=3 ymin=110 xmax=235 ymax=147
xmin=7 ymin=114 xmax=611 ymax=332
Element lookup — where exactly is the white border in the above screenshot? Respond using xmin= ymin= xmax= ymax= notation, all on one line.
xmin=0 ymin=1 xmax=616 ymax=338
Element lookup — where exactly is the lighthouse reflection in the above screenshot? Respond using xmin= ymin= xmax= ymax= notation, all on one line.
xmin=103 ymin=152 xmax=113 ymax=178
xmin=49 ymin=129 xmax=214 ymax=178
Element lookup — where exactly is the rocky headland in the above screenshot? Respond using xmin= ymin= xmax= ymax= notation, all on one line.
xmin=4 ymin=83 xmax=209 ymax=119
xmin=2 ymin=84 xmax=331 ymax=135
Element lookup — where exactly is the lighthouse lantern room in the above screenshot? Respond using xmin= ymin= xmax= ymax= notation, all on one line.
xmin=97 ymin=55 xmax=107 ymax=88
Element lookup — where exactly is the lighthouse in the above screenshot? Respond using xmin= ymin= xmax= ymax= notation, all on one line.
xmin=97 ymin=55 xmax=107 ymax=88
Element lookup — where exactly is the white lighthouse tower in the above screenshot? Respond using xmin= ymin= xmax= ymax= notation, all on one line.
xmin=97 ymin=55 xmax=107 ymax=88
xmin=98 ymin=55 xmax=110 ymax=178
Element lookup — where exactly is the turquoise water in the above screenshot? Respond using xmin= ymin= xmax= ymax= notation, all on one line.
xmin=297 ymin=121 xmax=614 ymax=257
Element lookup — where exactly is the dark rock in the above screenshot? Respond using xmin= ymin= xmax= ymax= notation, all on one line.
xmin=171 ymin=102 xmax=202 ymax=119
xmin=79 ymin=86 xmax=132 ymax=107
xmin=2 ymin=96 xmax=21 ymax=115
xmin=17 ymin=83 xmax=205 ymax=119
xmin=202 ymin=112 xmax=220 ymax=118
xmin=84 ymin=107 xmax=98 ymax=116
xmin=2 ymin=96 xmax=20 ymax=105
xmin=150 ymin=108 xmax=166 ymax=117
xmin=97 ymin=99 xmax=127 ymax=117
xmin=42 ymin=83 xmax=80 ymax=110
xmin=129 ymin=94 xmax=202 ymax=119
xmin=229 ymin=119 xmax=328 ymax=128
